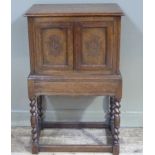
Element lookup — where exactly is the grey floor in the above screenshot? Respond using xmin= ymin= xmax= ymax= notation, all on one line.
xmin=11 ymin=127 xmax=143 ymax=155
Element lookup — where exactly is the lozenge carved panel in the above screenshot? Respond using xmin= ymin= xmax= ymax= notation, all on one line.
xmin=42 ymin=28 xmax=67 ymax=65
xmin=82 ymin=27 xmax=106 ymax=65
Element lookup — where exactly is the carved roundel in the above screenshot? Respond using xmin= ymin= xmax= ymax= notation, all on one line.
xmin=48 ymin=35 xmax=62 ymax=56
xmin=85 ymin=35 xmax=100 ymax=56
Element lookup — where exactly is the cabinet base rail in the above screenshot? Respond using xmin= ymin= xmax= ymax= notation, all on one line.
xmin=39 ymin=145 xmax=113 ymax=152
xmin=42 ymin=121 xmax=110 ymax=129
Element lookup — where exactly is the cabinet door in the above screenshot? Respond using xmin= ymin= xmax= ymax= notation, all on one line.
xmin=34 ymin=20 xmax=73 ymax=74
xmin=74 ymin=21 xmax=114 ymax=74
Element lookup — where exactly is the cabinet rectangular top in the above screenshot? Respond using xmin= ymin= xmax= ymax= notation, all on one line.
xmin=25 ymin=4 xmax=124 ymax=17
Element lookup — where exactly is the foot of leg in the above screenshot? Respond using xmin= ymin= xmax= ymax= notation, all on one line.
xmin=113 ymin=145 xmax=119 ymax=155
xmin=37 ymin=96 xmax=43 ymax=130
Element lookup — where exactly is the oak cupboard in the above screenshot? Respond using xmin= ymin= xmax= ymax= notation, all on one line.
xmin=25 ymin=4 xmax=124 ymax=155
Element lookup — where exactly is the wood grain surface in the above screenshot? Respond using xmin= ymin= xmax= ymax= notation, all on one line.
xmin=25 ymin=4 xmax=124 ymax=17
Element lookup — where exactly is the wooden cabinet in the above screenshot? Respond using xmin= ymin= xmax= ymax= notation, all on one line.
xmin=25 ymin=4 xmax=124 ymax=155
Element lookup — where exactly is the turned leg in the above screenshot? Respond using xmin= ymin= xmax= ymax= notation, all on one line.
xmin=30 ymin=96 xmax=39 ymax=154
xmin=109 ymin=96 xmax=114 ymax=132
xmin=37 ymin=96 xmax=43 ymax=130
xmin=110 ymin=96 xmax=121 ymax=155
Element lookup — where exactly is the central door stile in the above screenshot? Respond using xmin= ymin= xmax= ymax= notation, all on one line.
xmin=73 ymin=22 xmax=81 ymax=71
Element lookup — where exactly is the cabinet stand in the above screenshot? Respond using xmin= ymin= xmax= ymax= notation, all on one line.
xmin=29 ymin=94 xmax=121 ymax=155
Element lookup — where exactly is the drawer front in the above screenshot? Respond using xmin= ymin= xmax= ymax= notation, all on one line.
xmin=33 ymin=19 xmax=73 ymax=74
xmin=34 ymin=81 xmax=119 ymax=96
xmin=74 ymin=20 xmax=115 ymax=74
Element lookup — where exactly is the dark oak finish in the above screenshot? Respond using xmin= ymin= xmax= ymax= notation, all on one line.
xmin=25 ymin=3 xmax=123 ymax=155
xmin=34 ymin=20 xmax=73 ymax=74
xmin=39 ymin=145 xmax=113 ymax=152
xmin=25 ymin=4 xmax=124 ymax=17
xmin=74 ymin=20 xmax=115 ymax=73
xmin=42 ymin=122 xmax=110 ymax=129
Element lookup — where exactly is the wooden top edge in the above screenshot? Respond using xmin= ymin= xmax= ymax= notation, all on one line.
xmin=25 ymin=4 xmax=124 ymax=17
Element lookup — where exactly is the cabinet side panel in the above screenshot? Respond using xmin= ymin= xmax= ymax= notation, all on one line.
xmin=28 ymin=17 xmax=35 ymax=73
xmin=113 ymin=17 xmax=121 ymax=74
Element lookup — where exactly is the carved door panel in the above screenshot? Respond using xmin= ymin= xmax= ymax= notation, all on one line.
xmin=74 ymin=21 xmax=114 ymax=74
xmin=34 ymin=21 xmax=73 ymax=74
